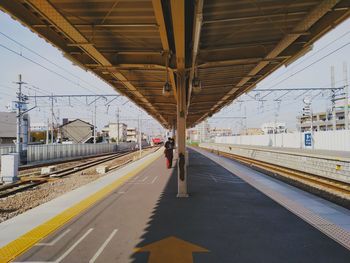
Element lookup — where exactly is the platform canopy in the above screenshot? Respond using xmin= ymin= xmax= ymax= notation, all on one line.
xmin=2 ymin=0 xmax=350 ymax=128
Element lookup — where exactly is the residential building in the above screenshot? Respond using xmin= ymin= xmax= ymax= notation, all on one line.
xmin=60 ymin=119 xmax=94 ymax=143
xmin=127 ymin=127 xmax=138 ymax=142
xmin=187 ymin=120 xmax=210 ymax=142
xmin=261 ymin=122 xmax=287 ymax=134
xmin=297 ymin=108 xmax=350 ymax=132
xmin=210 ymin=127 xmax=233 ymax=137
xmin=187 ymin=128 xmax=198 ymax=142
xmin=30 ymin=122 xmax=47 ymax=132
xmin=30 ymin=122 xmax=47 ymax=143
xmin=240 ymin=128 xmax=264 ymax=135
xmin=0 ymin=112 xmax=16 ymax=144
xmin=102 ymin=123 xmax=127 ymax=143
xmin=197 ymin=120 xmax=210 ymax=142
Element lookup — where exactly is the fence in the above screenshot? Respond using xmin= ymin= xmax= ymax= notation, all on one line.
xmin=0 ymin=145 xmax=15 ymax=156
xmin=214 ymin=130 xmax=350 ymax=152
xmin=0 ymin=141 xmax=149 ymax=165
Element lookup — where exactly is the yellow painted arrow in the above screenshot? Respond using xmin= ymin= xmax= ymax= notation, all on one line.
xmin=134 ymin=236 xmax=209 ymax=263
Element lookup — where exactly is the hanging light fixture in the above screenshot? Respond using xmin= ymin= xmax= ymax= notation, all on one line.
xmin=163 ymin=53 xmax=171 ymax=96
xmin=192 ymin=67 xmax=201 ymax=94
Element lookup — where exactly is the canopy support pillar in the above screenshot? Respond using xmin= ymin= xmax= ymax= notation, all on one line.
xmin=176 ymin=70 xmax=188 ymax=198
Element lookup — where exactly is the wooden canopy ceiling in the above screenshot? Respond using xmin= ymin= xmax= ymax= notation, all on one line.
xmin=1 ymin=0 xmax=350 ymax=127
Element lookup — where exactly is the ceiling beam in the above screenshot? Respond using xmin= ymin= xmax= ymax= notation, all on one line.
xmin=203 ymin=11 xmax=309 ymax=25
xmin=201 ymin=41 xmax=307 ymax=52
xmin=152 ymin=0 xmax=177 ymax=101
xmin=205 ymin=0 xmax=342 ymax=121
xmin=25 ymin=0 xmax=168 ymax=126
xmin=187 ymin=0 xmax=204 ymax=110
xmin=197 ymin=57 xmax=289 ymax=69
xmin=33 ymin=23 xmax=159 ymax=28
xmin=171 ymin=0 xmax=185 ymax=71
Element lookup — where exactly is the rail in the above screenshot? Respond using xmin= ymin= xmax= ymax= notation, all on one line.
xmin=0 ymin=146 xmax=158 ymax=198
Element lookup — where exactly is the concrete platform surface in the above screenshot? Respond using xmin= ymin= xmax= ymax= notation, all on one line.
xmin=5 ymin=149 xmax=350 ymax=262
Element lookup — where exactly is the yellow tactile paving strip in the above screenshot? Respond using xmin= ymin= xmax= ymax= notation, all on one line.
xmin=0 ymin=150 xmax=163 ymax=263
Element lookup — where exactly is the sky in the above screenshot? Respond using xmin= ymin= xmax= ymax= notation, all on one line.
xmin=0 ymin=11 xmax=350 ymax=134
xmin=0 ymin=12 xmax=163 ymax=136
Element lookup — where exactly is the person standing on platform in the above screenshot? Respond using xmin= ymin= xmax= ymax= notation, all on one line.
xmin=164 ymin=137 xmax=175 ymax=169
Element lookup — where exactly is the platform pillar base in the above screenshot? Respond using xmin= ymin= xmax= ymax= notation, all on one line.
xmin=177 ymin=193 xmax=189 ymax=198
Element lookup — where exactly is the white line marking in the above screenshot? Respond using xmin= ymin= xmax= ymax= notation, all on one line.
xmin=89 ymin=229 xmax=118 ymax=263
xmin=151 ymin=176 xmax=159 ymax=184
xmin=129 ymin=174 xmax=142 ymax=182
xmin=141 ymin=176 xmax=148 ymax=182
xmin=55 ymin=228 xmax=93 ymax=263
xmin=36 ymin=229 xmax=71 ymax=246
xmin=209 ymin=175 xmax=217 ymax=183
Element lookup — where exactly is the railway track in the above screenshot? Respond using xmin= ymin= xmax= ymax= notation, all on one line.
xmin=206 ymin=148 xmax=350 ymax=203
xmin=0 ymin=147 xmax=158 ymax=199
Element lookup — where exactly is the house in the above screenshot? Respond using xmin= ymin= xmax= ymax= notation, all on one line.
xmin=240 ymin=128 xmax=264 ymax=135
xmin=261 ymin=122 xmax=287 ymax=134
xmin=127 ymin=127 xmax=138 ymax=142
xmin=0 ymin=112 xmax=16 ymax=144
xmin=60 ymin=119 xmax=94 ymax=143
xmin=102 ymin=123 xmax=127 ymax=142
xmin=30 ymin=122 xmax=47 ymax=143
xmin=0 ymin=112 xmax=31 ymax=145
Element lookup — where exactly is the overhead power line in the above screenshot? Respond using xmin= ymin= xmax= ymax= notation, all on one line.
xmin=0 ymin=42 xmax=98 ymax=94
xmin=260 ymin=40 xmax=350 ymax=90
xmin=0 ymin=31 xmax=104 ymax=94
xmin=262 ymin=29 xmax=350 ymax=87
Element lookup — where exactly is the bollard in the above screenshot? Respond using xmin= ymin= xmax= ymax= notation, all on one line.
xmin=1 ymin=153 xmax=19 ymax=184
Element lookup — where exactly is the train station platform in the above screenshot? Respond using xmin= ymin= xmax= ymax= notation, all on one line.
xmin=1 ymin=148 xmax=350 ymax=262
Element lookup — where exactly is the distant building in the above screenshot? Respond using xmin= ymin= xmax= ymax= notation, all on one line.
xmin=197 ymin=120 xmax=210 ymax=142
xmin=0 ymin=112 xmax=30 ymax=145
xmin=60 ymin=119 xmax=93 ymax=143
xmin=30 ymin=122 xmax=47 ymax=132
xmin=210 ymin=127 xmax=233 ymax=137
xmin=240 ymin=128 xmax=264 ymax=135
xmin=297 ymin=109 xmax=350 ymax=132
xmin=187 ymin=120 xmax=210 ymax=142
xmin=127 ymin=127 xmax=138 ymax=142
xmin=102 ymin=123 xmax=127 ymax=143
xmin=261 ymin=122 xmax=287 ymax=134
xmin=187 ymin=129 xmax=198 ymax=142
xmin=0 ymin=112 xmax=16 ymax=144
xmin=30 ymin=122 xmax=47 ymax=143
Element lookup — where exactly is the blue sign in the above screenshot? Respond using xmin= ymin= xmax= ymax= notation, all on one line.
xmin=11 ymin=101 xmax=27 ymax=111
xmin=304 ymin=133 xmax=312 ymax=147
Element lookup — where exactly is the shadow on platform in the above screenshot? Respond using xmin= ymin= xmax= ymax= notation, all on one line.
xmin=131 ymin=149 xmax=350 ymax=263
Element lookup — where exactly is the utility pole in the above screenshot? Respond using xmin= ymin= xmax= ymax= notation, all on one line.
xmin=331 ymin=66 xmax=336 ymax=131
xmin=116 ymin=107 xmax=120 ymax=145
xmin=93 ymin=100 xmax=97 ymax=144
xmin=46 ymin=118 xmax=49 ymax=144
xmin=15 ymin=74 xmax=24 ymax=155
xmin=244 ymin=105 xmax=247 ymax=134
xmin=50 ymin=93 xmax=54 ymax=144
xmin=138 ymin=114 xmax=142 ymax=158
xmin=344 ymin=62 xmax=349 ymax=130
